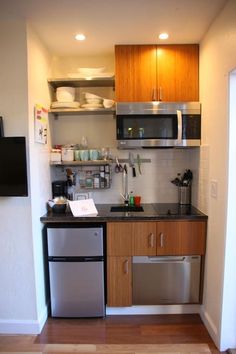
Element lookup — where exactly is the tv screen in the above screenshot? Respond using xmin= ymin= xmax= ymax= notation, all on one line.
xmin=0 ymin=137 xmax=28 ymax=197
xmin=0 ymin=117 xmax=3 ymax=137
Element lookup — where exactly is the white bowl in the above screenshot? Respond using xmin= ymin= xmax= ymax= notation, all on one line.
xmin=77 ymin=67 xmax=105 ymax=75
xmin=56 ymin=87 xmax=75 ymax=102
xmin=84 ymin=92 xmax=102 ymax=99
xmin=103 ymin=99 xmax=115 ymax=108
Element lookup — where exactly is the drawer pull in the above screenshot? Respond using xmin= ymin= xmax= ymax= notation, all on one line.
xmin=160 ymin=232 xmax=164 ymax=247
xmin=159 ymin=87 xmax=163 ymax=101
xmin=148 ymin=233 xmax=155 ymax=248
xmin=123 ymin=259 xmax=129 ymax=274
xmin=152 ymin=88 xmax=157 ymax=101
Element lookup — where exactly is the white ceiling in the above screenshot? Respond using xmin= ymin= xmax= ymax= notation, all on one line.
xmin=1 ymin=0 xmax=227 ymax=56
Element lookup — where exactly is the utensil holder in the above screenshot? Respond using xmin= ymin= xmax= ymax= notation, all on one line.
xmin=178 ymin=186 xmax=191 ymax=205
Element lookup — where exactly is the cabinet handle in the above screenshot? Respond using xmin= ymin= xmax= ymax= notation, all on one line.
xmin=123 ymin=259 xmax=129 ymax=274
xmin=159 ymin=87 xmax=163 ymax=101
xmin=152 ymin=88 xmax=157 ymax=101
xmin=148 ymin=233 xmax=155 ymax=248
xmin=160 ymin=232 xmax=164 ymax=247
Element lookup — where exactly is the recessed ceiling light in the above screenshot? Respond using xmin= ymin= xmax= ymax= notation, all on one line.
xmin=75 ymin=33 xmax=86 ymax=41
xmin=159 ymin=33 xmax=169 ymax=40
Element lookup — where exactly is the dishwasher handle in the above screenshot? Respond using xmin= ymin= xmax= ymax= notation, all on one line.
xmin=149 ymin=256 xmax=186 ymax=263
xmin=132 ymin=255 xmax=201 ymax=264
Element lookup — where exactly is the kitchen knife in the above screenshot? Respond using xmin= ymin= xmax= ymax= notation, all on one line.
xmin=129 ymin=152 xmax=136 ymax=177
xmin=137 ymin=154 xmax=142 ymax=174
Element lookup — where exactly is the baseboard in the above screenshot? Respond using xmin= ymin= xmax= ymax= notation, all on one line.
xmin=0 ymin=305 xmax=48 ymax=335
xmin=106 ymin=304 xmax=200 ymax=315
xmin=200 ymin=308 xmax=219 ymax=349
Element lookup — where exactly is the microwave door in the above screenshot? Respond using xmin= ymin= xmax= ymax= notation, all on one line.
xmin=117 ymin=114 xmax=178 ymax=148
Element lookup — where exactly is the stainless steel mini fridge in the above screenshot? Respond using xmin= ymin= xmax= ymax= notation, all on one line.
xmin=47 ymin=225 xmax=105 ymax=317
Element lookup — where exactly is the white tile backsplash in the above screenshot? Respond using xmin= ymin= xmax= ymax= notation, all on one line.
xmin=51 ymin=148 xmax=197 ymax=204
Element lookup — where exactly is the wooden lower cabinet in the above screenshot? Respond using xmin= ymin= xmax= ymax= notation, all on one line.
xmin=107 ymin=222 xmax=133 ymax=307
xmin=106 ymin=220 xmax=207 ymax=307
xmin=107 ymin=222 xmax=133 ymax=256
xmin=156 ymin=221 xmax=206 ymax=255
xmin=133 ymin=222 xmax=156 ymax=256
xmin=107 ymin=256 xmax=132 ymax=307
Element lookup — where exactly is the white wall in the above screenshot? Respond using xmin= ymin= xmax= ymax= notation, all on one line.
xmin=50 ymin=55 xmax=114 ymax=78
xmin=27 ymin=25 xmax=52 ymax=330
xmin=222 ymin=71 xmax=236 ymax=350
xmin=0 ymin=19 xmax=38 ymax=332
xmin=199 ymin=0 xmax=236 ymax=350
xmin=0 ymin=11 xmax=52 ymax=334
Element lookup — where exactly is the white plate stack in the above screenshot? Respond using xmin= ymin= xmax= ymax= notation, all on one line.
xmin=81 ymin=92 xmax=103 ymax=108
xmin=51 ymin=86 xmax=80 ymax=109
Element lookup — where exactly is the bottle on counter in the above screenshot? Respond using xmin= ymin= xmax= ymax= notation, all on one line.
xmin=129 ymin=191 xmax=134 ymax=206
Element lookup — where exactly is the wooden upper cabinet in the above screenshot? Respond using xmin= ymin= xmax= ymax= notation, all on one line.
xmin=107 ymin=222 xmax=133 ymax=256
xmin=157 ymin=44 xmax=199 ymax=102
xmin=115 ymin=44 xmax=199 ymax=102
xmin=115 ymin=45 xmax=157 ymax=102
xmin=132 ymin=222 xmax=156 ymax=256
xmin=156 ymin=221 xmax=206 ymax=256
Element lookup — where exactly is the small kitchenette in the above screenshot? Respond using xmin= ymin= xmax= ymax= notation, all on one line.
xmin=38 ymin=43 xmax=209 ymax=320
xmin=2 ymin=1 xmax=236 ymax=351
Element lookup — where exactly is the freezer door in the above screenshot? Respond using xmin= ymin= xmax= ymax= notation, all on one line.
xmin=47 ymin=227 xmax=103 ymax=257
xmin=49 ymin=261 xmax=105 ymax=317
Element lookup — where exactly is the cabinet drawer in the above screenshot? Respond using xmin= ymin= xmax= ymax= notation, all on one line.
xmin=156 ymin=221 xmax=206 ymax=255
xmin=107 ymin=222 xmax=133 ymax=256
xmin=133 ymin=222 xmax=156 ymax=256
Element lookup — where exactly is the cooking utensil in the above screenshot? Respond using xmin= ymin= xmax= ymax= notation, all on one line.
xmin=115 ymin=157 xmax=123 ymax=173
xmin=129 ymin=152 xmax=136 ymax=177
xmin=137 ymin=154 xmax=142 ymax=174
xmin=182 ymin=169 xmax=193 ymax=186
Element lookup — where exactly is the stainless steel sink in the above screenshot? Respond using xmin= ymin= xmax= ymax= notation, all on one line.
xmin=110 ymin=205 xmax=144 ymax=212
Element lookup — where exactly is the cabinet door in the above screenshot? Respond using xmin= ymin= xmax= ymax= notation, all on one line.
xmin=107 ymin=256 xmax=132 ymax=307
xmin=133 ymin=222 xmax=156 ymax=255
xmin=156 ymin=221 xmax=206 ymax=255
xmin=107 ymin=222 xmax=133 ymax=256
xmin=157 ymin=44 xmax=199 ymax=102
xmin=115 ymin=45 xmax=157 ymax=102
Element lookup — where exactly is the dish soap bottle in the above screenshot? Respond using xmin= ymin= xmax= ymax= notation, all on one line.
xmin=129 ymin=191 xmax=134 ymax=206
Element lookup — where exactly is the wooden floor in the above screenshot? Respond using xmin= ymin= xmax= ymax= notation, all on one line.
xmin=0 ymin=314 xmax=224 ymax=354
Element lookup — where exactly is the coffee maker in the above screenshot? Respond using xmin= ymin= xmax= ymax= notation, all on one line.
xmin=52 ymin=180 xmax=67 ymax=198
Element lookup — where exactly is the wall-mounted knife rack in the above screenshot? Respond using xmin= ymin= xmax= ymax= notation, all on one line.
xmin=116 ymin=158 xmax=151 ymax=163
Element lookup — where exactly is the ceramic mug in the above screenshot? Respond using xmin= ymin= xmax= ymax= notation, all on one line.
xmin=89 ymin=149 xmax=99 ymax=160
xmin=74 ymin=150 xmax=81 ymax=161
xmin=80 ymin=150 xmax=89 ymax=161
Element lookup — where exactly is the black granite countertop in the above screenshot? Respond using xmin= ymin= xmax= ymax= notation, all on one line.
xmin=40 ymin=203 xmax=207 ymax=224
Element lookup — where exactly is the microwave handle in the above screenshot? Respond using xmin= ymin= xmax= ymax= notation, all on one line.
xmin=176 ymin=110 xmax=182 ymax=145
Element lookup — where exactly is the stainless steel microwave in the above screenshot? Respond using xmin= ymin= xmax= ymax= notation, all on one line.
xmin=116 ymin=102 xmax=201 ymax=149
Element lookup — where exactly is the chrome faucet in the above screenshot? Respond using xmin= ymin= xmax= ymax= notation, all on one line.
xmin=121 ymin=164 xmax=129 ymax=205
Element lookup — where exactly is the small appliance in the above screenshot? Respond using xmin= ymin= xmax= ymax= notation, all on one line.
xmin=116 ymin=102 xmax=201 ymax=148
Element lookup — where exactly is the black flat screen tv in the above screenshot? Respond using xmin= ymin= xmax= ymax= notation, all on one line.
xmin=0 ymin=137 xmax=28 ymax=197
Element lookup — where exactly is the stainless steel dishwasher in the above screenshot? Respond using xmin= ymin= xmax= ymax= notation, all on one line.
xmin=132 ymin=255 xmax=201 ymax=304
xmin=47 ymin=225 xmax=105 ymax=317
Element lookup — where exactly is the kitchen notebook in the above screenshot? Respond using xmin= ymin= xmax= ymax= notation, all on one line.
xmin=69 ymin=199 xmax=98 ymax=217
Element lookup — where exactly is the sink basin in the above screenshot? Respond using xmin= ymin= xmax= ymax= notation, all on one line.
xmin=110 ymin=205 xmax=144 ymax=212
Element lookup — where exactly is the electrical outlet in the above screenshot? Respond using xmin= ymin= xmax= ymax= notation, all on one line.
xmin=211 ymin=180 xmax=218 ymax=198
